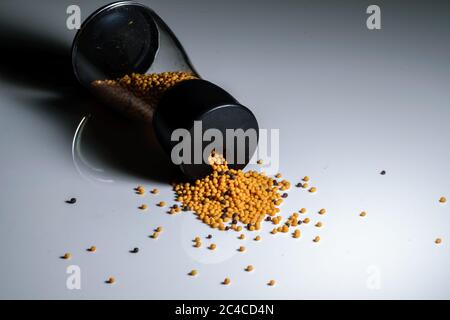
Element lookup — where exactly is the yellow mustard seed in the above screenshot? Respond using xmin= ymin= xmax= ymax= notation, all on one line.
xmin=254 ymin=235 xmax=261 ymax=241
xmin=106 ymin=277 xmax=116 ymax=284
xmin=88 ymin=246 xmax=97 ymax=252
xmin=62 ymin=253 xmax=72 ymax=260
xmin=136 ymin=186 xmax=145 ymax=195
xmin=194 ymin=241 xmax=202 ymax=248
xmin=151 ymin=188 xmax=159 ymax=194
xmin=313 ymin=236 xmax=321 ymax=243
xmin=275 ymin=173 xmax=282 ymax=178
xmin=293 ymin=229 xmax=301 ymax=238
xmin=158 ymin=201 xmax=166 ymax=207
xmin=152 ymin=232 xmax=159 ymax=239
xmin=303 ymin=176 xmax=310 ymax=182
xmin=156 ymin=226 xmax=163 ymax=232
xmin=245 ymin=265 xmax=254 ymax=272
xmin=93 ymin=72 xmax=198 ymax=118
xmin=173 ymin=153 xmax=286 ymax=232
xmin=315 ymin=222 xmax=323 ymax=228
xmin=360 ymin=211 xmax=367 ymax=217
xmin=238 ymin=234 xmax=245 ymax=240
xmin=194 ymin=236 xmax=201 ymax=242
xmin=189 ymin=270 xmax=198 ymax=276
xmin=303 ymin=218 xmax=310 ymax=224
xmin=299 ymin=208 xmax=307 ymax=214
xmin=238 ymin=246 xmax=246 ymax=252
xmin=271 ymin=228 xmax=278 ymax=234
xmin=319 ymin=208 xmax=326 ymax=215
xmin=435 ymin=238 xmax=442 ymax=244
xmin=223 ymin=278 xmax=231 ymax=285
xmin=439 ymin=197 xmax=447 ymax=203
xmin=209 ymin=243 xmax=217 ymax=250
xmin=302 ymin=183 xmax=309 ymax=189
xmin=139 ymin=204 xmax=148 ymax=210
xmin=309 ymin=187 xmax=317 ymax=193
xmin=268 ymin=280 xmax=276 ymax=286
xmin=257 ymin=159 xmax=263 ymax=165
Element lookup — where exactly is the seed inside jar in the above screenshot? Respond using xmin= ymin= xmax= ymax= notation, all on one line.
xmin=92 ymin=72 xmax=198 ymax=122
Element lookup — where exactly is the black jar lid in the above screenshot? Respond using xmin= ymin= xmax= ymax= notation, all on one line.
xmin=154 ymin=79 xmax=259 ymax=180
xmin=72 ymin=1 xmax=159 ymax=88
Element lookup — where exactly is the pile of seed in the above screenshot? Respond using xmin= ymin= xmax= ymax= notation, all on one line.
xmin=173 ymin=155 xmax=290 ymax=231
xmin=91 ymin=71 xmax=197 ymax=121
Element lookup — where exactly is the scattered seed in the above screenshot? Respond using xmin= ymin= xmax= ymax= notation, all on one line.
xmin=158 ymin=201 xmax=166 ymax=207
xmin=223 ymin=278 xmax=231 ymax=285
xmin=318 ymin=208 xmax=326 ymax=215
xmin=439 ymin=197 xmax=447 ymax=204
xmin=380 ymin=170 xmax=386 ymax=175
xmin=151 ymin=188 xmax=159 ymax=194
xmin=299 ymin=208 xmax=306 ymax=214
xmin=254 ymin=235 xmax=261 ymax=241
xmin=275 ymin=173 xmax=282 ymax=178
xmin=130 ymin=247 xmax=139 ymax=253
xmin=189 ymin=269 xmax=198 ymax=276
xmin=173 ymin=153 xmax=289 ymax=232
xmin=66 ymin=198 xmax=77 ymax=204
xmin=313 ymin=236 xmax=321 ymax=243
xmin=293 ymin=229 xmax=301 ymax=238
xmin=106 ymin=277 xmax=116 ymax=284
xmin=238 ymin=234 xmax=245 ymax=240
xmin=194 ymin=241 xmax=202 ymax=248
xmin=206 ymin=234 xmax=212 ymax=239
xmin=303 ymin=218 xmax=310 ymax=224
xmin=62 ymin=252 xmax=72 ymax=260
xmin=281 ymin=193 xmax=288 ymax=198
xmin=209 ymin=243 xmax=217 ymax=250
xmin=302 ymin=183 xmax=309 ymax=189
xmin=295 ymin=183 xmax=303 ymax=188
xmin=156 ymin=226 xmax=163 ymax=232
xmin=308 ymin=187 xmax=317 ymax=193
xmin=245 ymin=265 xmax=254 ymax=272
xmin=238 ymin=246 xmax=246 ymax=252
xmin=315 ymin=222 xmax=323 ymax=228
xmin=139 ymin=204 xmax=148 ymax=210
xmin=257 ymin=159 xmax=263 ymax=165
xmin=359 ymin=211 xmax=367 ymax=217
xmin=151 ymin=232 xmax=159 ymax=239
xmin=268 ymin=279 xmax=276 ymax=286
xmin=303 ymin=176 xmax=310 ymax=182
xmin=435 ymin=238 xmax=442 ymax=244
xmin=88 ymin=246 xmax=96 ymax=252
